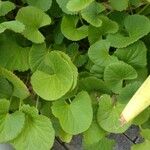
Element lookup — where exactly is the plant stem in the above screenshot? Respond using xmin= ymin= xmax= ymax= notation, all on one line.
xmin=19 ymin=99 xmax=22 ymax=111
xmin=36 ymin=96 xmax=39 ymax=109
xmin=138 ymin=3 xmax=150 ymax=14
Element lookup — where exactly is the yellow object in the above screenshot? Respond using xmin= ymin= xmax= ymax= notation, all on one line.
xmin=120 ymin=75 xmax=150 ymax=125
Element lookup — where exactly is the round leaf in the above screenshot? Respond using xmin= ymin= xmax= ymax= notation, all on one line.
xmin=67 ymin=0 xmax=94 ymax=12
xmin=114 ymin=41 xmax=147 ymax=68
xmin=104 ymin=62 xmax=137 ymax=93
xmin=88 ymin=40 xmax=118 ymax=67
xmin=97 ymin=95 xmax=131 ymax=133
xmin=81 ymin=2 xmax=105 ymax=27
xmin=52 ymin=91 xmax=93 ymax=134
xmin=107 ymin=15 xmax=150 ymax=48
xmin=26 ymin=0 xmax=52 ymax=11
xmin=61 ymin=15 xmax=88 ymax=41
xmin=31 ymin=51 xmax=74 ymax=101
xmin=16 ymin=6 xmax=51 ymax=43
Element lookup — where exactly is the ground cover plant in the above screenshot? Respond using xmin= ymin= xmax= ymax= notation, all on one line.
xmin=0 ymin=0 xmax=150 ymax=150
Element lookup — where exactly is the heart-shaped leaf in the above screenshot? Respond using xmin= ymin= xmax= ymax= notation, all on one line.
xmin=61 ymin=15 xmax=88 ymax=41
xmin=26 ymin=0 xmax=52 ymax=11
xmin=31 ymin=51 xmax=74 ymax=101
xmin=67 ymin=0 xmax=94 ymax=12
xmin=97 ymin=95 xmax=131 ymax=133
xmin=52 ymin=91 xmax=93 ymax=134
xmin=104 ymin=62 xmax=137 ymax=93
xmin=16 ymin=6 xmax=51 ymax=43
xmin=88 ymin=40 xmax=118 ymax=67
xmin=114 ymin=41 xmax=147 ymax=68
xmin=107 ymin=15 xmax=150 ymax=48
xmin=81 ymin=2 xmax=105 ymax=27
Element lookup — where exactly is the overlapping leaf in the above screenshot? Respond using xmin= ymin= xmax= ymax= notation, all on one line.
xmin=11 ymin=105 xmax=55 ymax=150
xmin=67 ymin=0 xmax=94 ymax=12
xmin=26 ymin=0 xmax=52 ymax=11
xmin=61 ymin=15 xmax=88 ymax=41
xmin=31 ymin=51 xmax=74 ymax=101
xmin=0 ymin=77 xmax=13 ymax=99
xmin=114 ymin=41 xmax=147 ymax=68
xmin=97 ymin=95 xmax=131 ymax=133
xmin=16 ymin=6 xmax=51 ymax=43
xmin=81 ymin=2 xmax=105 ymax=27
xmin=0 ymin=1 xmax=15 ymax=16
xmin=0 ymin=32 xmax=30 ymax=71
xmin=83 ymin=121 xmax=106 ymax=146
xmin=107 ymin=15 xmax=150 ymax=48
xmin=104 ymin=62 xmax=137 ymax=93
xmin=0 ymin=99 xmax=25 ymax=143
xmin=56 ymin=0 xmax=76 ymax=14
xmin=88 ymin=16 xmax=119 ymax=44
xmin=0 ymin=67 xmax=30 ymax=99
xmin=110 ymin=0 xmax=129 ymax=11
xmin=88 ymin=40 xmax=118 ymax=67
xmin=0 ymin=21 xmax=25 ymax=34
xmin=52 ymin=91 xmax=93 ymax=134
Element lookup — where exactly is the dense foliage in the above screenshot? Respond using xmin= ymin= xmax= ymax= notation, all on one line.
xmin=0 ymin=0 xmax=150 ymax=149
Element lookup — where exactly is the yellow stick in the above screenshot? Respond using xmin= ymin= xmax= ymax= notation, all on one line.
xmin=120 ymin=75 xmax=150 ymax=125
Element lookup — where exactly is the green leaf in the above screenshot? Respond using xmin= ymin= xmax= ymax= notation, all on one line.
xmin=131 ymin=140 xmax=150 ymax=150
xmin=79 ymin=76 xmax=111 ymax=94
xmin=31 ymin=51 xmax=74 ymax=101
xmin=118 ymin=82 xmax=141 ymax=104
xmin=0 ymin=32 xmax=30 ymax=72
xmin=141 ymin=129 xmax=150 ymax=140
xmin=26 ymin=0 xmax=52 ymax=11
xmin=52 ymin=91 xmax=93 ymax=134
xmin=133 ymin=108 xmax=150 ymax=125
xmin=66 ymin=43 xmax=79 ymax=58
xmin=0 ymin=99 xmax=25 ymax=143
xmin=56 ymin=0 xmax=76 ymax=14
xmin=110 ymin=0 xmax=129 ymax=11
xmin=81 ymin=2 xmax=105 ymax=27
xmin=90 ymin=64 xmax=104 ymax=78
xmin=0 ymin=1 xmax=15 ymax=16
xmin=56 ymin=51 xmax=78 ymax=91
xmin=0 ymin=20 xmax=25 ymax=34
xmin=61 ymin=15 xmax=88 ymax=41
xmin=0 ymin=67 xmax=30 ymax=99
xmin=83 ymin=121 xmax=106 ymax=146
xmin=88 ymin=40 xmax=118 ymax=67
xmin=11 ymin=105 xmax=55 ymax=150
xmin=29 ymin=43 xmax=48 ymax=72
xmin=67 ymin=0 xmax=94 ymax=12
xmin=97 ymin=94 xmax=131 ymax=133
xmin=84 ymin=137 xmax=115 ymax=150
xmin=0 ymin=112 xmax=25 ymax=143
xmin=0 ymin=99 xmax=10 ymax=114
xmin=104 ymin=62 xmax=137 ymax=93
xmin=114 ymin=41 xmax=147 ymax=68
xmin=16 ymin=6 xmax=51 ymax=43
xmin=107 ymin=15 xmax=150 ymax=48
xmin=50 ymin=117 xmax=73 ymax=143
xmin=0 ymin=77 xmax=13 ymax=99
xmin=88 ymin=16 xmax=119 ymax=44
